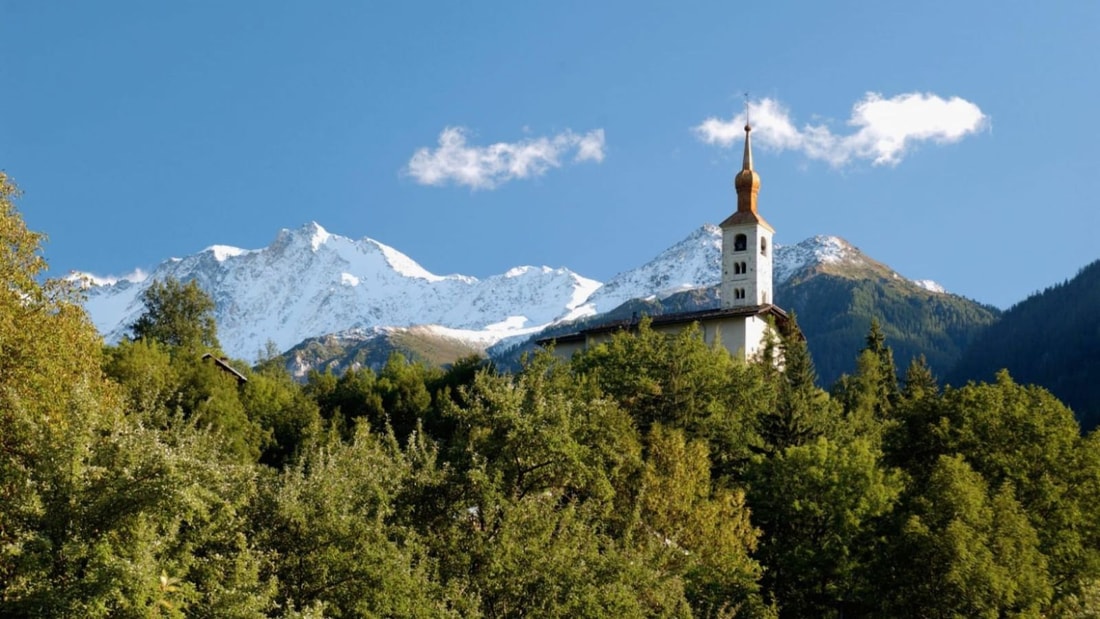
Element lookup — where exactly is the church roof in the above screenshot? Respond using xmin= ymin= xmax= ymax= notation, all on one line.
xmin=720 ymin=209 xmax=774 ymax=231
xmin=537 ymin=303 xmax=789 ymax=346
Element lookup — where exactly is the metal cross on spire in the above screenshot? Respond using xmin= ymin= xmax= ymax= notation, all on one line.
xmin=741 ymin=92 xmax=754 ymax=172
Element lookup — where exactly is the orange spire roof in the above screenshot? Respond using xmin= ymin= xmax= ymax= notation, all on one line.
xmin=722 ymin=124 xmax=772 ymax=231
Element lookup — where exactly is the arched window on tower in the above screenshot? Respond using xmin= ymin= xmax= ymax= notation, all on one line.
xmin=760 ymin=237 xmax=768 ymax=256
xmin=734 ymin=234 xmax=747 ymax=252
xmin=740 ymin=261 xmax=747 ymax=273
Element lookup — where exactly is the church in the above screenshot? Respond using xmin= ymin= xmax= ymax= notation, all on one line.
xmin=540 ymin=123 xmax=790 ymax=360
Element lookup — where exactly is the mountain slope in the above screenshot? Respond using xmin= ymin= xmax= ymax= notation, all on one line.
xmin=281 ymin=326 xmax=485 ymax=378
xmin=948 ymin=259 xmax=1100 ymax=430
xmin=767 ymin=236 xmax=1000 ymax=386
xmin=579 ymin=224 xmax=722 ymax=313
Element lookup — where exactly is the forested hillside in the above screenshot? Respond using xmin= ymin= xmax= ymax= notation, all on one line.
xmin=776 ymin=272 xmax=1000 ymax=386
xmin=3 ymin=172 xmax=1100 ymax=617
xmin=950 ymin=259 xmax=1100 ymax=430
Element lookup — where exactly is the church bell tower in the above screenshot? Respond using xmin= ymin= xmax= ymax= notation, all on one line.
xmin=720 ymin=123 xmax=774 ymax=308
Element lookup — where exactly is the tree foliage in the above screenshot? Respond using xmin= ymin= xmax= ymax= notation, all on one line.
xmin=2 ymin=174 xmax=1099 ymax=616
xmin=130 ymin=277 xmax=220 ymax=353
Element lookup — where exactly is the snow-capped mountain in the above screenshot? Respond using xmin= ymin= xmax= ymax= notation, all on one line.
xmin=81 ymin=222 xmax=599 ymax=361
xmin=774 ymin=235 xmax=868 ymax=284
xmin=581 ymin=224 xmax=723 ymax=314
xmin=78 ymin=222 xmax=943 ymax=362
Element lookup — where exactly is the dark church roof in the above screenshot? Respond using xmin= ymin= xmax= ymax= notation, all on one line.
xmin=537 ymin=303 xmax=789 ymax=346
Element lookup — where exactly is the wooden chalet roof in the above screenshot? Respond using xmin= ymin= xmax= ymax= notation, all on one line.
xmin=201 ymin=353 xmax=248 ymax=384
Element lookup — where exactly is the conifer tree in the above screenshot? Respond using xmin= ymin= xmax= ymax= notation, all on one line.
xmin=862 ymin=319 xmax=900 ymax=415
xmin=759 ymin=313 xmax=837 ymax=451
xmin=884 ymin=355 xmax=944 ymax=477
xmin=901 ymin=354 xmax=938 ymax=401
xmin=639 ymin=425 xmax=771 ymax=617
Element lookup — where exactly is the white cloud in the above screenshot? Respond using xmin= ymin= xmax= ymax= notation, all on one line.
xmin=575 ymin=129 xmax=606 ymax=163
xmin=694 ymin=92 xmax=988 ymax=167
xmin=406 ymin=127 xmax=606 ymax=189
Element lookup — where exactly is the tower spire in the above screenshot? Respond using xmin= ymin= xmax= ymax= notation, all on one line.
xmin=720 ymin=95 xmax=774 ymax=311
xmin=741 ymin=92 xmax=754 ymax=172
xmin=742 ymin=122 xmax=754 ymax=172
xmin=733 ymin=118 xmax=761 ymax=214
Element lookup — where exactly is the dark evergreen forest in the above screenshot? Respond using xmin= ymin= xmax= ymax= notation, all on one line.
xmin=3 ymin=172 xmax=1100 ymax=617
xmin=949 ymin=259 xmax=1100 ymax=431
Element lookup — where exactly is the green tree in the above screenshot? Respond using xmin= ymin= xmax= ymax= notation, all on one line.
xmin=1 ymin=395 xmax=275 ymax=618
xmin=937 ymin=372 xmax=1099 ymax=602
xmin=572 ymin=319 xmax=770 ymax=481
xmin=313 ymin=366 xmax=384 ymax=439
xmin=423 ymin=355 xmax=693 ymax=617
xmin=103 ymin=338 xmax=265 ymax=464
xmin=103 ymin=338 xmax=178 ymax=424
xmin=253 ymin=425 xmax=462 ymax=617
xmin=0 ymin=172 xmax=106 ymax=426
xmin=377 ymin=353 xmax=435 ymax=444
xmin=0 ymin=180 xmax=273 ymax=612
xmin=863 ymin=319 xmax=900 ymax=411
xmin=883 ymin=355 xmax=943 ymax=476
xmin=130 ymin=277 xmax=220 ymax=353
xmin=747 ymin=437 xmax=902 ymax=617
xmin=901 ymin=354 xmax=938 ymax=401
xmin=759 ymin=314 xmax=838 ymax=451
xmin=638 ymin=425 xmax=771 ymax=617
xmin=885 ymin=455 xmax=1051 ymax=618
xmin=240 ymin=363 xmax=322 ymax=468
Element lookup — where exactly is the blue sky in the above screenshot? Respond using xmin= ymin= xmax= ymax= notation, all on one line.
xmin=2 ymin=1 xmax=1097 ymax=309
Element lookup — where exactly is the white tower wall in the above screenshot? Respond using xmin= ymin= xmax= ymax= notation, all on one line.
xmin=721 ymin=225 xmax=773 ymax=307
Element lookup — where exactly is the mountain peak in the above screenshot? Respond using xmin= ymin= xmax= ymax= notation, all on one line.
xmin=580 ymin=225 xmax=722 ymax=314
xmin=774 ymin=235 xmax=865 ymax=284
xmin=304 ymin=221 xmax=331 ymax=250
xmin=773 ymin=235 xmax=946 ymax=292
xmin=270 ymin=221 xmax=333 ymax=253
